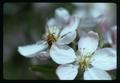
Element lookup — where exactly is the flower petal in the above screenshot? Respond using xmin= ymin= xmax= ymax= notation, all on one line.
xmin=47 ymin=18 xmax=56 ymax=27
xmin=78 ymin=31 xmax=99 ymax=55
xmin=90 ymin=3 xmax=109 ymax=18
xmin=110 ymin=25 xmax=117 ymax=45
xmin=84 ymin=68 xmax=111 ymax=80
xmin=36 ymin=51 xmax=50 ymax=60
xmin=57 ymin=31 xmax=76 ymax=45
xmin=91 ymin=48 xmax=116 ymax=70
xmin=104 ymin=31 xmax=113 ymax=44
xmin=46 ymin=26 xmax=61 ymax=38
xmin=56 ymin=64 xmax=78 ymax=80
xmin=18 ymin=41 xmax=48 ymax=57
xmin=31 ymin=51 xmax=50 ymax=64
xmin=50 ymin=44 xmax=76 ymax=64
xmin=55 ymin=7 xmax=70 ymax=23
xmin=60 ymin=16 xmax=80 ymax=37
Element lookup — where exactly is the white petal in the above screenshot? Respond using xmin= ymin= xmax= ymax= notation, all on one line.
xmin=50 ymin=44 xmax=76 ymax=64
xmin=110 ymin=25 xmax=117 ymax=45
xmin=84 ymin=68 xmax=111 ymax=80
xmin=55 ymin=7 xmax=70 ymax=23
xmin=56 ymin=64 xmax=78 ymax=80
xmin=48 ymin=26 xmax=61 ymax=37
xmin=60 ymin=17 xmax=80 ymax=37
xmin=75 ymin=50 xmax=81 ymax=63
xmin=57 ymin=31 xmax=76 ymax=45
xmin=46 ymin=18 xmax=63 ymax=29
xmin=78 ymin=31 xmax=99 ymax=55
xmin=18 ymin=41 xmax=48 ymax=57
xmin=91 ymin=48 xmax=116 ymax=70
xmin=31 ymin=51 xmax=50 ymax=64
xmin=76 ymin=49 xmax=81 ymax=56
xmin=36 ymin=51 xmax=50 ymax=60
xmin=47 ymin=18 xmax=56 ymax=27
xmin=105 ymin=31 xmax=113 ymax=44
xmin=90 ymin=3 xmax=109 ymax=18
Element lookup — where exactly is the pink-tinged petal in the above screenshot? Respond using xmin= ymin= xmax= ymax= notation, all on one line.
xmin=78 ymin=31 xmax=99 ymax=55
xmin=111 ymin=25 xmax=117 ymax=45
xmin=105 ymin=31 xmax=113 ymax=44
xmin=31 ymin=51 xmax=50 ymax=64
xmin=36 ymin=51 xmax=50 ymax=60
xmin=60 ymin=17 xmax=80 ymax=37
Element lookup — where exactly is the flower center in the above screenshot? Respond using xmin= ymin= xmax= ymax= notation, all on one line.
xmin=79 ymin=55 xmax=91 ymax=70
xmin=47 ymin=33 xmax=57 ymax=47
xmin=77 ymin=48 xmax=93 ymax=71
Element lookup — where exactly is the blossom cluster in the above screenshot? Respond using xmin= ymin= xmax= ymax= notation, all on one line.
xmin=17 ymin=6 xmax=116 ymax=80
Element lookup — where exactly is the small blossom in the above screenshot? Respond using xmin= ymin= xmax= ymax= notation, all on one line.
xmin=17 ymin=8 xmax=80 ymax=63
xmin=55 ymin=31 xmax=116 ymax=80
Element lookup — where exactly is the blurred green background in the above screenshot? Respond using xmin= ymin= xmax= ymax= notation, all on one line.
xmin=3 ymin=3 xmax=116 ymax=80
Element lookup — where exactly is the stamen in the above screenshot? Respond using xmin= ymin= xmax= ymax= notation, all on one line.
xmin=46 ymin=26 xmax=60 ymax=47
xmin=47 ymin=33 xmax=57 ymax=47
xmin=78 ymin=48 xmax=93 ymax=71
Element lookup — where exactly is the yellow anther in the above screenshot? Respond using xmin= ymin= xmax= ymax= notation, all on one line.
xmin=79 ymin=54 xmax=92 ymax=70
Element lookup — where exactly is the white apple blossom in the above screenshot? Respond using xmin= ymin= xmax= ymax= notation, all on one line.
xmin=55 ymin=31 xmax=116 ymax=80
xmin=17 ymin=8 xmax=80 ymax=63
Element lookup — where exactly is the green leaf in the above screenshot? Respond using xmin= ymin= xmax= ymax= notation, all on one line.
xmin=30 ymin=64 xmax=58 ymax=80
xmin=30 ymin=64 xmax=56 ymax=73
